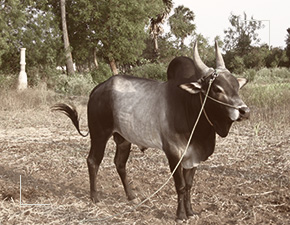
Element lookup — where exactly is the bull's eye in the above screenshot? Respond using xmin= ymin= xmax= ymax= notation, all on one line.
xmin=213 ymin=85 xmax=224 ymax=94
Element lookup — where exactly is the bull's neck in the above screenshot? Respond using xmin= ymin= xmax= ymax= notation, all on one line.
xmin=186 ymin=94 xmax=215 ymax=139
xmin=165 ymin=81 xmax=215 ymax=139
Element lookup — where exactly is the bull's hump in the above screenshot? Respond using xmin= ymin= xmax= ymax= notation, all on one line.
xmin=167 ymin=56 xmax=198 ymax=82
xmin=111 ymin=75 xmax=137 ymax=93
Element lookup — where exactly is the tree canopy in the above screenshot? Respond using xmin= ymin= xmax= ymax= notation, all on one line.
xmin=224 ymin=12 xmax=264 ymax=54
xmin=169 ymin=5 xmax=195 ymax=47
xmin=0 ymin=2 xmax=289 ymax=79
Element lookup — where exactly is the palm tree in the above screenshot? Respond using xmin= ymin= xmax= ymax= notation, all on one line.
xmin=150 ymin=0 xmax=173 ymax=57
xmin=169 ymin=5 xmax=195 ymax=47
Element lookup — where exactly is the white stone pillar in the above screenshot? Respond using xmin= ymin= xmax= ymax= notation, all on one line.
xmin=17 ymin=48 xmax=28 ymax=91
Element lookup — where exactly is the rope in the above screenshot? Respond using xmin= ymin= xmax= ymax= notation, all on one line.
xmin=206 ymin=95 xmax=240 ymax=109
xmin=199 ymin=93 xmax=214 ymax=126
xmin=82 ymin=78 xmax=215 ymax=223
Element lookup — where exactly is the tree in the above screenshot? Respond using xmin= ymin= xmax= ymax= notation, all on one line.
xmin=169 ymin=5 xmax=195 ymax=47
xmin=265 ymin=46 xmax=288 ymax=67
xmin=63 ymin=0 xmax=161 ymax=75
xmin=285 ymin=28 xmax=290 ymax=67
xmin=149 ymin=0 xmax=173 ymax=58
xmin=0 ymin=0 xmax=62 ymax=74
xmin=224 ymin=12 xmax=264 ymax=54
xmin=0 ymin=0 xmax=26 ymax=71
xmin=189 ymin=34 xmax=218 ymax=68
xmin=60 ymin=0 xmax=74 ymax=75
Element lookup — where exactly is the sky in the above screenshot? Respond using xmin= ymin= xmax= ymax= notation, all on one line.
xmin=170 ymin=0 xmax=290 ymax=48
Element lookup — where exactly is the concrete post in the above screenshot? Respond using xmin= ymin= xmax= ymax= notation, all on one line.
xmin=17 ymin=48 xmax=28 ymax=91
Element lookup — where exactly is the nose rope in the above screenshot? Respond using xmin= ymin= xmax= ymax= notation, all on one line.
xmin=199 ymin=92 xmax=241 ymax=127
xmin=204 ymin=94 xmax=240 ymax=110
xmin=199 ymin=93 xmax=214 ymax=126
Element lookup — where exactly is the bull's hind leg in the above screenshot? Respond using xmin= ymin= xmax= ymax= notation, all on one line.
xmin=113 ymin=133 xmax=136 ymax=201
xmin=87 ymin=136 xmax=110 ymax=203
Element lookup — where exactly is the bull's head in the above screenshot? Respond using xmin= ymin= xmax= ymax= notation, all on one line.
xmin=180 ymin=41 xmax=250 ymax=137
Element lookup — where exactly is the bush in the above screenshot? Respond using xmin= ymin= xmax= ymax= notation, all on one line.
xmin=0 ymin=73 xmax=17 ymax=90
xmin=241 ymin=67 xmax=290 ymax=84
xmin=90 ymin=62 xmax=112 ymax=84
xmin=254 ymin=67 xmax=290 ymax=84
xmin=47 ymin=72 xmax=95 ymax=96
xmin=242 ymin=69 xmax=256 ymax=82
xmin=128 ymin=63 xmax=167 ymax=81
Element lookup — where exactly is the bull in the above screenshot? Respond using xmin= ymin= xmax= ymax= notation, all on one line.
xmin=52 ymin=41 xmax=250 ymax=222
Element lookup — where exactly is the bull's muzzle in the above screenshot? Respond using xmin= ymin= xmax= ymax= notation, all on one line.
xmin=238 ymin=106 xmax=250 ymax=121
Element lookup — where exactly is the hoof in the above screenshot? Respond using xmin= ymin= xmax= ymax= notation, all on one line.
xmin=130 ymin=197 xmax=140 ymax=205
xmin=188 ymin=214 xmax=199 ymax=220
xmin=90 ymin=193 xmax=99 ymax=203
xmin=175 ymin=218 xmax=187 ymax=224
xmin=175 ymin=214 xmax=188 ymax=224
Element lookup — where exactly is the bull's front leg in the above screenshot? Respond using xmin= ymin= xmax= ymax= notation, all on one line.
xmin=166 ymin=153 xmax=188 ymax=221
xmin=176 ymin=184 xmax=187 ymax=222
xmin=183 ymin=167 xmax=197 ymax=218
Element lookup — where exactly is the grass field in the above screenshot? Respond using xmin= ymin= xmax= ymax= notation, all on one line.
xmin=0 ymin=71 xmax=289 ymax=224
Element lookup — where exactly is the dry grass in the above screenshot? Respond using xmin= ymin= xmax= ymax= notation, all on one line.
xmin=0 ymin=86 xmax=289 ymax=224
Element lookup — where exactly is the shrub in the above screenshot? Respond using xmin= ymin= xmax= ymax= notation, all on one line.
xmin=90 ymin=62 xmax=112 ymax=84
xmin=47 ymin=72 xmax=95 ymax=96
xmin=0 ymin=73 xmax=17 ymax=90
xmin=128 ymin=63 xmax=167 ymax=81
xmin=242 ymin=69 xmax=256 ymax=82
xmin=254 ymin=67 xmax=290 ymax=84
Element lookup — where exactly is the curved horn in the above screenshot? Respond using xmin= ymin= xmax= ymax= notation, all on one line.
xmin=215 ymin=40 xmax=225 ymax=69
xmin=193 ymin=41 xmax=210 ymax=75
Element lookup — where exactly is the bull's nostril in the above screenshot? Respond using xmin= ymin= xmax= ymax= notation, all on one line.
xmin=239 ymin=107 xmax=246 ymax=115
xmin=239 ymin=106 xmax=250 ymax=118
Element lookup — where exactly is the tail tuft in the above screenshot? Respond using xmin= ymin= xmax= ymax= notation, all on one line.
xmin=51 ymin=103 xmax=89 ymax=137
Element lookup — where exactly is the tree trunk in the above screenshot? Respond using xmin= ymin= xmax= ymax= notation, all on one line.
xmin=60 ymin=0 xmax=74 ymax=75
xmin=93 ymin=47 xmax=99 ymax=69
xmin=153 ymin=25 xmax=160 ymax=59
xmin=109 ymin=58 xmax=118 ymax=75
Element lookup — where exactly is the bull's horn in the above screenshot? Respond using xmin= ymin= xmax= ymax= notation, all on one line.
xmin=193 ymin=41 xmax=210 ymax=75
xmin=215 ymin=40 xmax=225 ymax=69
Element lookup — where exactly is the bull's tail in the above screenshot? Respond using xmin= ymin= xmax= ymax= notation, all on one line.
xmin=51 ymin=103 xmax=89 ymax=137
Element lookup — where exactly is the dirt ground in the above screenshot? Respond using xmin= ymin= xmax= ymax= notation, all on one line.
xmin=0 ymin=97 xmax=289 ymax=224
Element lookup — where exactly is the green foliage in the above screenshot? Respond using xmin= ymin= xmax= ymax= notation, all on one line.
xmin=189 ymin=34 xmax=216 ymax=68
xmin=241 ymin=69 xmax=256 ymax=82
xmin=0 ymin=0 xmax=26 ymax=68
xmin=0 ymin=74 xmax=17 ymax=90
xmin=224 ymin=12 xmax=264 ymax=53
xmin=224 ymin=52 xmax=246 ymax=74
xmin=65 ymin=0 xmax=163 ymax=69
xmin=243 ymin=46 xmax=268 ymax=69
xmin=1 ymin=1 xmax=288 ymax=84
xmin=46 ymin=72 xmax=95 ymax=96
xmin=265 ymin=47 xmax=288 ymax=67
xmin=128 ymin=63 xmax=167 ymax=81
xmin=169 ymin=5 xmax=195 ymax=46
xmin=243 ymin=82 xmax=290 ymax=109
xmin=286 ymin=28 xmax=290 ymax=66
xmin=240 ymin=67 xmax=290 ymax=122
xmin=90 ymin=62 xmax=112 ymax=84
xmin=0 ymin=1 xmax=63 ymax=73
xmin=241 ymin=67 xmax=290 ymax=85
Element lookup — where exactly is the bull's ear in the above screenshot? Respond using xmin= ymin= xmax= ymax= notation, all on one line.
xmin=179 ymin=82 xmax=202 ymax=94
xmin=237 ymin=78 xmax=248 ymax=89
